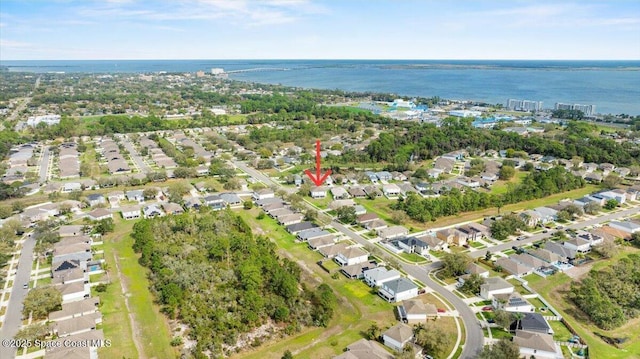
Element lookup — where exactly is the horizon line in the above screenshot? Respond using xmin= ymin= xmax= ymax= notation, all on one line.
xmin=2 ymin=58 xmax=640 ymax=62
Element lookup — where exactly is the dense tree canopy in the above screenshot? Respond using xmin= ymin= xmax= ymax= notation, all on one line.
xmin=131 ymin=209 xmax=335 ymax=356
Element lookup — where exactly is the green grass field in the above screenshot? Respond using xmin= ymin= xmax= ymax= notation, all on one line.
xmin=98 ymin=218 xmax=176 ymax=359
xmin=526 ymin=248 xmax=640 ymax=359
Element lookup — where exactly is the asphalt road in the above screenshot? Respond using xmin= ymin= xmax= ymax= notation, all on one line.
xmin=470 ymin=206 xmax=640 ymax=258
xmin=39 ymin=146 xmax=50 ymax=183
xmin=333 ymin=221 xmax=483 ymax=359
xmin=122 ymin=136 xmax=151 ymax=174
xmin=0 ymin=234 xmax=36 ymax=359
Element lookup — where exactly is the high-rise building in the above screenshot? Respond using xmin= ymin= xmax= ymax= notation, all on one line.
xmin=506 ymin=99 xmax=543 ymax=112
xmin=554 ymin=103 xmax=596 ymax=116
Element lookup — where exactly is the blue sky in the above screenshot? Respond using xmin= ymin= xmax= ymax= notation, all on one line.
xmin=1 ymin=0 xmax=639 ymax=60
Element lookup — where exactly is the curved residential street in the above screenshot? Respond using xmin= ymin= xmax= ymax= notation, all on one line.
xmin=234 ymin=159 xmax=483 ymax=358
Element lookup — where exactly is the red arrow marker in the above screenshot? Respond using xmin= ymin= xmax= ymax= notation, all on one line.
xmin=305 ymin=139 xmax=332 ymax=186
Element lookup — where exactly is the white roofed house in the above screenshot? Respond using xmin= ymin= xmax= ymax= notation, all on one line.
xmin=382 ymin=183 xmax=402 ymax=198
xmin=143 ymin=203 xmax=164 ymax=219
xmin=86 ymin=194 xmax=106 ymax=207
xmin=492 ymin=292 xmax=534 ymax=312
xmin=363 ymin=267 xmax=402 ymax=287
xmin=513 ymin=330 xmax=563 ymax=359
xmin=335 ymin=247 xmax=369 ymax=267
xmin=563 ymin=238 xmax=591 ymax=253
xmin=277 ymin=213 xmax=304 ymax=226
xmin=120 ymin=205 xmax=141 ymax=220
xmin=252 ymin=188 xmax=275 ymax=201
xmin=393 ymin=236 xmax=430 ymax=256
xmin=397 ymin=299 xmax=438 ymax=324
xmin=608 ymin=220 xmax=640 ymax=234
xmin=480 ymin=276 xmax=514 ymax=300
xmin=125 ymin=189 xmax=145 ymax=203
xmin=378 ymin=277 xmax=419 ymax=302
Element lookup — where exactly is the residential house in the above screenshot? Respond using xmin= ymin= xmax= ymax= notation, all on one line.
xmin=608 ymin=220 xmax=640 ymax=234
xmin=378 ymin=278 xmax=419 ymax=302
xmin=397 ymin=299 xmax=438 ymax=324
xmin=456 ymin=223 xmax=490 ymax=242
xmin=252 ymin=188 xmax=275 ymax=201
xmin=330 ymin=187 xmax=349 ymax=199
xmin=52 ymin=267 xmax=87 ymax=286
xmin=49 ymin=297 xmax=100 ymax=322
xmin=356 ymin=213 xmax=379 ymax=225
xmin=162 ymin=202 xmax=184 ymax=215
xmin=59 ymin=225 xmax=86 ymax=238
xmin=563 ymin=238 xmax=591 ymax=253
xmin=120 ymin=206 xmax=141 ymax=220
xmin=378 ymin=226 xmax=409 ymax=240
xmin=375 ymin=171 xmax=393 ymax=182
xmin=414 ymin=182 xmax=430 ymax=192
xmin=363 ymin=267 xmax=401 ymax=287
xmin=585 ymin=172 xmax=603 ymax=183
xmin=509 ymin=312 xmax=553 ymax=334
xmin=86 ymin=194 xmax=106 ymax=207
xmin=52 ymin=242 xmax=92 ymax=264
xmin=341 ymin=261 xmax=377 ymax=279
xmin=382 ymin=183 xmax=402 ymax=197
xmin=184 ymin=197 xmax=202 ymax=210
xmin=57 ymin=281 xmax=90 ymax=303
xmin=513 ymin=330 xmax=563 ymax=359
xmin=213 ymin=193 xmax=239 ymax=208
xmin=205 ymin=195 xmax=226 ymax=210
xmin=382 ymin=323 xmax=415 ymax=352
xmin=333 ymin=339 xmax=393 ymax=359
xmin=492 ymin=292 xmax=534 ymax=312
xmin=599 ymin=190 xmax=626 ymax=205
xmin=348 ymin=187 xmax=367 ymax=198
xmin=480 ymin=277 xmax=514 ymax=300
xmin=87 ymin=208 xmax=113 ymax=221
xmin=286 ymin=221 xmax=317 ymax=234
xmin=297 ymin=228 xmax=330 ymax=241
xmin=318 ymin=242 xmax=349 ymax=259
xmin=544 ymin=241 xmax=576 ymax=262
xmin=308 ymin=235 xmax=336 ymax=250
xmin=364 ymin=171 xmax=379 ymax=183
xmin=364 ymin=219 xmax=388 ymax=232
xmin=277 ymin=213 xmax=304 ymax=226
xmin=465 ymin=263 xmax=489 ymax=278
xmin=433 ymin=157 xmax=455 ymax=173
xmin=511 ymin=254 xmax=547 ymax=271
xmin=363 ymin=185 xmax=382 ymax=198
xmin=528 ymin=248 xmax=561 ymax=264
xmin=495 ymin=257 xmax=534 ymax=277
xmin=125 ymin=190 xmax=145 ymax=203
xmin=335 ymin=247 xmax=369 ymax=266
xmin=310 ymin=186 xmax=328 ymax=199
xmin=393 ymin=237 xmax=429 ymax=256
xmin=416 ymin=234 xmax=447 ymax=251
xmin=354 ymin=205 xmax=367 ymax=215
xmin=328 ymin=199 xmax=356 ymax=210
xmin=142 ymin=204 xmax=164 ymax=219
xmin=51 ymin=312 xmax=101 ymax=338
xmin=533 ymin=207 xmax=558 ymax=224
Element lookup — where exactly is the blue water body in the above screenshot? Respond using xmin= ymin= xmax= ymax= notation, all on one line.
xmin=2 ymin=59 xmax=639 ymax=115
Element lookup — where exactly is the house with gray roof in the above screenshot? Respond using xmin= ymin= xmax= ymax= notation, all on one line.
xmin=286 ymin=221 xmax=317 ymax=234
xmin=382 ymin=323 xmax=417 ymax=353
xmin=297 ymin=228 xmax=329 ymax=241
xmin=480 ymin=276 xmax=514 ymax=300
xmin=513 ymin=330 xmax=563 ymax=359
xmin=363 ymin=267 xmax=401 ymax=287
xmin=510 ymin=312 xmax=553 ymax=334
xmin=378 ymin=277 xmax=419 ymax=302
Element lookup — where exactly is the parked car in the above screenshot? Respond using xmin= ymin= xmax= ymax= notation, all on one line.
xmin=482 ymin=306 xmax=493 ymax=311
xmin=542 ymin=230 xmax=548 ymax=233
xmin=22 ymin=283 xmax=28 ymax=289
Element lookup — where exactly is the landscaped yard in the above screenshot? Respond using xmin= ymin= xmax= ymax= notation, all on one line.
xmin=490 ymin=327 xmax=513 ymax=339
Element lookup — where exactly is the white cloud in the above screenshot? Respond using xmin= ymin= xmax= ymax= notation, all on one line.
xmin=0 ymin=39 xmax=33 ymax=48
